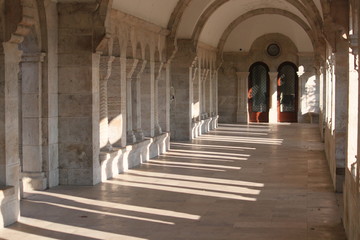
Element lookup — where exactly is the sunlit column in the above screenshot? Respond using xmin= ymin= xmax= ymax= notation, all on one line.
xmin=318 ymin=65 xmax=326 ymax=133
xmin=119 ymin=57 xmax=127 ymax=147
xmin=236 ymin=72 xmax=249 ymax=123
xmin=133 ymin=60 xmax=147 ymax=142
xmin=333 ymin=36 xmax=349 ymax=192
xmin=268 ymin=72 xmax=279 ymax=123
xmin=209 ymin=70 xmax=214 ymax=117
xmin=125 ymin=59 xmax=138 ymax=144
xmin=165 ymin=62 xmax=171 ymax=132
xmin=1 ymin=42 xmax=22 ymax=224
xmin=99 ymin=55 xmax=115 ymax=151
xmin=141 ymin=61 xmax=155 ymax=137
xmin=189 ymin=63 xmax=198 ymax=139
xmin=198 ymin=64 xmax=203 ymax=121
xmin=215 ymin=70 xmax=219 ymax=116
xmin=348 ymin=37 xmax=358 ymax=178
xmin=154 ymin=61 xmax=164 ymax=135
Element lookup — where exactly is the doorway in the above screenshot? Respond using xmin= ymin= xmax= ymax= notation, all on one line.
xmin=277 ymin=62 xmax=298 ymax=122
xmin=248 ymin=62 xmax=270 ymax=122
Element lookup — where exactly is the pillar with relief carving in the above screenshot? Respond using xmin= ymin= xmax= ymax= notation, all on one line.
xmin=236 ymin=72 xmax=249 ymax=123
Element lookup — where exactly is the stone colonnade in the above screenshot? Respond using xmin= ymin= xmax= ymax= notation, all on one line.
xmin=189 ymin=45 xmax=219 ymax=139
xmin=342 ymin=0 xmax=360 ymax=238
xmin=169 ymin=40 xmax=219 ymax=141
xmin=96 ymin=11 xmax=171 ymax=182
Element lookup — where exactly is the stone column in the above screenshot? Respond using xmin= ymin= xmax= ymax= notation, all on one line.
xmin=268 ymin=72 xmax=279 ymax=123
xmin=198 ymin=67 xmax=203 ymax=120
xmin=132 ymin=60 xmax=146 ymax=142
xmin=215 ymin=70 xmax=219 ymax=116
xmin=0 ymin=42 xmax=22 ymax=226
xmin=189 ymin=63 xmax=197 ymax=139
xmin=126 ymin=59 xmax=138 ymax=144
xmin=164 ymin=62 xmax=171 ymax=132
xmin=209 ymin=70 xmax=214 ymax=117
xmin=107 ymin=57 xmax=123 ymax=147
xmin=141 ymin=60 xmax=155 ymax=137
xmin=99 ymin=55 xmax=114 ymax=151
xmin=333 ymin=36 xmax=349 ymax=192
xmin=20 ymin=52 xmax=47 ymax=191
xmin=236 ymin=72 xmax=249 ymax=123
xmin=201 ymin=69 xmax=209 ymax=118
xmin=119 ymin=57 xmax=127 ymax=147
xmin=58 ymin=3 xmax=101 ymax=185
xmin=170 ymin=40 xmax=196 ymax=140
xmin=154 ymin=61 xmax=164 ymax=135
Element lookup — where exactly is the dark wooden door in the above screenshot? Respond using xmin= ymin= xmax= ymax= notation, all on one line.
xmin=248 ymin=63 xmax=269 ymax=123
xmin=277 ymin=62 xmax=298 ymax=122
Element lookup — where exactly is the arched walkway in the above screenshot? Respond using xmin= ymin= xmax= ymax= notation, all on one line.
xmin=0 ymin=124 xmax=346 ymax=239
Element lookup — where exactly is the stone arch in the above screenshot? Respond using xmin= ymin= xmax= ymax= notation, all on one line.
xmin=217 ymin=8 xmax=318 ymax=55
xmin=189 ymin=0 xmax=323 ymax=48
xmin=167 ymin=0 xmax=193 ymax=39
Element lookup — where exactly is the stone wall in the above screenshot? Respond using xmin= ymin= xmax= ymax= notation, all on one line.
xmin=219 ymin=33 xmax=317 ymax=124
xmin=343 ymin=0 xmax=360 ymax=238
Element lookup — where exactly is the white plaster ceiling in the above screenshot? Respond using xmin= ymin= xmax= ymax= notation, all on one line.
xmin=198 ymin=0 xmax=309 ymax=47
xmin=176 ymin=0 xmax=214 ymax=39
xmin=111 ymin=0 xmax=323 ymax=52
xmin=112 ymin=0 xmax=179 ymax=28
xmin=223 ymin=15 xmax=313 ymax=52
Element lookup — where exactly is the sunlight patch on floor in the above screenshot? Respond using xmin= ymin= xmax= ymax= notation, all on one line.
xmin=108 ymin=179 xmax=258 ymax=201
xmin=32 ymin=191 xmax=200 ymax=221
xmin=126 ymin=170 xmax=264 ymax=187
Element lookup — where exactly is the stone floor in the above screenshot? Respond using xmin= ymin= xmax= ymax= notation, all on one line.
xmin=0 ymin=123 xmax=347 ymax=240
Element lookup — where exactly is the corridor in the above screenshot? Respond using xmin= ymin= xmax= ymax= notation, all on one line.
xmin=0 ymin=124 xmax=346 ymax=240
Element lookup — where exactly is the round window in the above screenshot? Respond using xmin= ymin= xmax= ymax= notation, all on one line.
xmin=267 ymin=43 xmax=281 ymax=57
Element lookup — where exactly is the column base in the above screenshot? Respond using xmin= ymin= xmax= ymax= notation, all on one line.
xmin=20 ymin=172 xmax=47 ymax=192
xmin=0 ymin=186 xmax=19 ymax=227
xmin=237 ymin=110 xmax=248 ymax=123
xmin=127 ymin=131 xmax=136 ymax=144
xmin=155 ymin=124 xmax=162 ymax=135
xmin=134 ymin=129 xmax=144 ymax=142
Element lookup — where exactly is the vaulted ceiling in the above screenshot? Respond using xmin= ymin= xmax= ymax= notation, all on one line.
xmin=112 ymin=0 xmax=327 ymax=53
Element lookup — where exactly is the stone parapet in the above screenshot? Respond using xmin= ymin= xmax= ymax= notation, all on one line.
xmin=99 ymin=133 xmax=169 ymax=182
